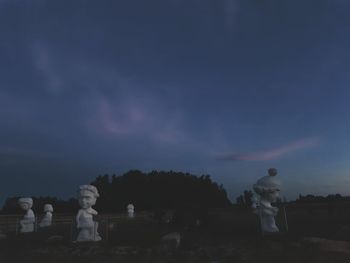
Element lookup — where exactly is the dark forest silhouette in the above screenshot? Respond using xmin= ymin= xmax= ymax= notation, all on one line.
xmin=90 ymin=170 xmax=231 ymax=212
xmin=1 ymin=170 xmax=231 ymax=214
xmin=236 ymin=190 xmax=254 ymax=208
xmin=295 ymin=194 xmax=346 ymax=203
xmin=2 ymin=170 xmax=349 ymax=215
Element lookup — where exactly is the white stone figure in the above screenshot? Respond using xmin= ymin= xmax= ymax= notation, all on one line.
xmin=127 ymin=203 xmax=135 ymax=218
xmin=18 ymin=197 xmax=35 ymax=233
xmin=39 ymin=204 xmax=53 ymax=228
xmin=76 ymin=185 xmax=102 ymax=242
xmin=253 ymin=168 xmax=281 ymax=233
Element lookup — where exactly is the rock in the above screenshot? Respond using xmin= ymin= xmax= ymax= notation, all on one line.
xmin=302 ymin=237 xmax=350 ymax=255
xmin=161 ymin=232 xmax=181 ymax=249
xmin=46 ymin=235 xmax=64 ymax=244
xmin=333 ymin=225 xmax=350 ymax=240
xmin=113 ymin=246 xmax=132 ymax=256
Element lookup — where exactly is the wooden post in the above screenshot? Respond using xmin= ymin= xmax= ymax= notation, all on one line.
xmin=283 ymin=206 xmax=289 ymax=233
xmin=105 ymin=216 xmax=109 ymax=241
xmin=70 ymin=219 xmax=74 ymax=242
xmin=258 ymin=204 xmax=264 ymax=237
xmin=16 ymin=219 xmax=19 ymax=236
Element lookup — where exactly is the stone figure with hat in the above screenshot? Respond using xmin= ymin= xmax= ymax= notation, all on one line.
xmin=39 ymin=204 xmax=53 ymax=228
xmin=253 ymin=168 xmax=281 ymax=233
xmin=18 ymin=197 xmax=35 ymax=233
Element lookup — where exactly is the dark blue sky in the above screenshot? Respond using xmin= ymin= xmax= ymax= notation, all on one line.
xmin=1 ymin=0 xmax=350 ymax=204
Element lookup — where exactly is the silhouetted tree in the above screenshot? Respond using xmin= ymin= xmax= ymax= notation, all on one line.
xmin=1 ymin=170 xmax=231 ymax=214
xmin=90 ymin=170 xmax=232 ymax=213
xmin=236 ymin=195 xmax=245 ymax=207
xmin=236 ymin=190 xmax=253 ymax=208
xmin=243 ymin=190 xmax=253 ymax=207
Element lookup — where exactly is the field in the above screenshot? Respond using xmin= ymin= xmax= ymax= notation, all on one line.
xmin=1 ymin=203 xmax=350 ymax=263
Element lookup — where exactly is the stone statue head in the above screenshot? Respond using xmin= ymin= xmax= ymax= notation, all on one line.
xmin=268 ymin=168 xmax=278 ymax=176
xmin=44 ymin=204 xmax=53 ymax=213
xmin=253 ymin=169 xmax=281 ymax=203
xmin=78 ymin=185 xmax=100 ymax=209
xmin=18 ymin=197 xmax=33 ymax=211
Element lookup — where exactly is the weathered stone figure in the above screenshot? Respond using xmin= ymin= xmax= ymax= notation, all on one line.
xmin=76 ymin=185 xmax=101 ymax=241
xmin=39 ymin=204 xmax=53 ymax=227
xmin=253 ymin=168 xmax=281 ymax=233
xmin=18 ymin=197 xmax=35 ymax=233
xmin=127 ymin=203 xmax=135 ymax=218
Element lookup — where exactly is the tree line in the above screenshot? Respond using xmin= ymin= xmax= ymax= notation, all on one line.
xmin=1 ymin=170 xmax=231 ymax=214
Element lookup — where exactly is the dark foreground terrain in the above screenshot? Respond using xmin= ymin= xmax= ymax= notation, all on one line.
xmin=1 ymin=206 xmax=350 ymax=263
xmin=2 ymin=234 xmax=350 ymax=263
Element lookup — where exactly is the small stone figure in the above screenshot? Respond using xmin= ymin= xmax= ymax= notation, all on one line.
xmin=76 ymin=185 xmax=101 ymax=242
xmin=127 ymin=203 xmax=135 ymax=218
xmin=253 ymin=168 xmax=281 ymax=233
xmin=39 ymin=204 xmax=53 ymax=227
xmin=18 ymin=197 xmax=35 ymax=233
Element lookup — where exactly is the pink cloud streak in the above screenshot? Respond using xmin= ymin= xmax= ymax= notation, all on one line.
xmin=86 ymin=96 xmax=189 ymax=145
xmin=218 ymin=137 xmax=322 ymax=161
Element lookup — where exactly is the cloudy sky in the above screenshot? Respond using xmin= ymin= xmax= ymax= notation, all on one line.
xmin=1 ymin=0 xmax=350 ymax=204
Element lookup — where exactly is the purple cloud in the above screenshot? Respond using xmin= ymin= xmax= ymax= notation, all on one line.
xmin=218 ymin=137 xmax=323 ymax=161
xmin=85 ymin=95 xmax=189 ymax=145
xmin=31 ymin=43 xmax=63 ymax=96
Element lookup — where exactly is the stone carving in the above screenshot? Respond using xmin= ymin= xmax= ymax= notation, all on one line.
xmin=127 ymin=203 xmax=135 ymax=218
xmin=18 ymin=197 xmax=35 ymax=233
xmin=76 ymin=185 xmax=101 ymax=241
xmin=253 ymin=168 xmax=281 ymax=233
xmin=39 ymin=204 xmax=53 ymax=227
xmin=161 ymin=232 xmax=181 ymax=249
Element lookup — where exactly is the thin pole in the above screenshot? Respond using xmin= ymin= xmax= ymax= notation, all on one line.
xmin=105 ymin=217 xmax=109 ymax=241
xmin=258 ymin=204 xmax=264 ymax=237
xmin=283 ymin=206 xmax=289 ymax=233
xmin=70 ymin=219 xmax=74 ymax=242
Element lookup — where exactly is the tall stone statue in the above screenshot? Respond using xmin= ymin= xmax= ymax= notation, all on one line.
xmin=127 ymin=203 xmax=135 ymax=218
xmin=18 ymin=197 xmax=35 ymax=233
xmin=76 ymin=185 xmax=102 ymax=242
xmin=39 ymin=204 xmax=53 ymax=228
xmin=253 ymin=168 xmax=281 ymax=233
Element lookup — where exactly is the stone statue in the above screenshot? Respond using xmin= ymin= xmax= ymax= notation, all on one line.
xmin=127 ymin=203 xmax=135 ymax=218
xmin=18 ymin=197 xmax=35 ymax=233
xmin=76 ymin=185 xmax=101 ymax=242
xmin=39 ymin=204 xmax=53 ymax=227
xmin=253 ymin=168 xmax=281 ymax=233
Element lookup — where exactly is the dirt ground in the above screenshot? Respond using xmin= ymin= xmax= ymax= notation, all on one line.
xmin=1 ymin=207 xmax=350 ymax=263
xmin=1 ymin=235 xmax=350 ymax=263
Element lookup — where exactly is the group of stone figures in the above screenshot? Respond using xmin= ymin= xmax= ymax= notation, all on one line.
xmin=17 ymin=199 xmax=53 ymax=232
xmin=17 ymin=185 xmax=135 ymax=242
xmin=17 ymin=167 xmax=282 ymax=241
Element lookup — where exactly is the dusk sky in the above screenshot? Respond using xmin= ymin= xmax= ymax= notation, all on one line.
xmin=1 ymin=0 xmax=350 ymax=205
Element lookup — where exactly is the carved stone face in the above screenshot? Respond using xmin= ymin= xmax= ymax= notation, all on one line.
xmin=264 ymin=189 xmax=280 ymax=203
xmin=78 ymin=190 xmax=97 ymax=209
xmin=268 ymin=168 xmax=278 ymax=176
xmin=44 ymin=204 xmax=53 ymax=212
xmin=19 ymin=202 xmax=30 ymax=211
